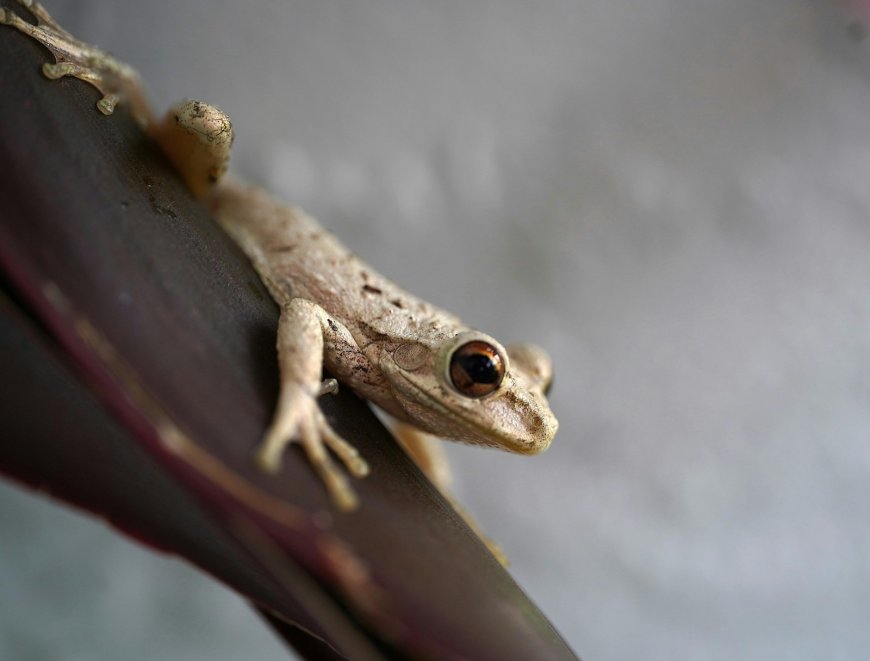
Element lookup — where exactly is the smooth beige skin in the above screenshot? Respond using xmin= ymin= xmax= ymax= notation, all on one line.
xmin=2 ymin=0 xmax=559 ymax=512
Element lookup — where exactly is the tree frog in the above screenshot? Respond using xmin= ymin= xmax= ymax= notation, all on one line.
xmin=1 ymin=0 xmax=558 ymax=514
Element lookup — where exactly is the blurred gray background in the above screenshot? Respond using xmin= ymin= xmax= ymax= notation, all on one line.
xmin=3 ymin=1 xmax=870 ymax=659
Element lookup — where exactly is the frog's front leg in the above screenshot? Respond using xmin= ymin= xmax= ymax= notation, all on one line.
xmin=1 ymin=0 xmax=151 ymax=125
xmin=257 ymin=299 xmax=370 ymax=511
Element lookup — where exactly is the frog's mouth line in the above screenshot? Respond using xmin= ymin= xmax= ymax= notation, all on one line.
xmin=393 ymin=369 xmax=533 ymax=453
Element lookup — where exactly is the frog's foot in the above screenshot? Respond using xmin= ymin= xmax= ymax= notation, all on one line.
xmin=0 ymin=0 xmax=151 ymax=125
xmin=255 ymin=381 xmax=369 ymax=511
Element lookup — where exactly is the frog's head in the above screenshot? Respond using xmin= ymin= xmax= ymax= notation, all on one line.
xmin=382 ymin=331 xmax=558 ymax=454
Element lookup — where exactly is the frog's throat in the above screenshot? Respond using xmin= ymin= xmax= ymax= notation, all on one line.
xmin=393 ymin=369 xmax=529 ymax=452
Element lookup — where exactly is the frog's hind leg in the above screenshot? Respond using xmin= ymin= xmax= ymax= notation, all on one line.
xmin=0 ymin=3 xmax=230 ymax=198
xmin=0 ymin=0 xmax=151 ymax=124
xmin=390 ymin=421 xmax=509 ymax=566
xmin=390 ymin=420 xmax=453 ymax=493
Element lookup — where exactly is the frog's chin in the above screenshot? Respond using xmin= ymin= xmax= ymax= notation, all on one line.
xmin=450 ymin=407 xmax=556 ymax=456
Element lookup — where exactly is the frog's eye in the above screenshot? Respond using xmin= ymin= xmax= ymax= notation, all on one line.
xmin=448 ymin=340 xmax=506 ymax=398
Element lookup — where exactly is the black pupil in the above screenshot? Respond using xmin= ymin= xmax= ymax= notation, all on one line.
xmin=456 ymin=352 xmax=500 ymax=384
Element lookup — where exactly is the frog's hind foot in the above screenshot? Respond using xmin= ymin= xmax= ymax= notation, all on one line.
xmin=1 ymin=0 xmax=69 ymax=35
xmin=1 ymin=0 xmax=151 ymax=125
xmin=390 ymin=421 xmax=509 ymax=566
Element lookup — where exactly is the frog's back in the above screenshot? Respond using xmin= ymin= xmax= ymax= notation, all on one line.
xmin=209 ymin=179 xmax=462 ymax=340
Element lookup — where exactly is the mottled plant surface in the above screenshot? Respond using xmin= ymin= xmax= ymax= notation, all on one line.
xmin=0 ymin=12 xmax=577 ymax=661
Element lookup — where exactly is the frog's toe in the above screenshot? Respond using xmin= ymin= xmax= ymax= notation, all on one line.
xmin=321 ymin=424 xmax=370 ymax=478
xmin=0 ymin=7 xmax=27 ymax=30
xmin=0 ymin=4 xmax=27 ymax=26
xmin=298 ymin=411 xmax=360 ymax=511
xmin=318 ymin=378 xmax=339 ymax=397
xmin=254 ymin=429 xmax=292 ymax=474
xmin=97 ymin=93 xmax=121 ymax=116
xmin=254 ymin=391 xmax=365 ymax=510
xmin=255 ymin=399 xmax=303 ymax=473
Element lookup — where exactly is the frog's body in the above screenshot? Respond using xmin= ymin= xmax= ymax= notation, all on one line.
xmin=211 ymin=181 xmax=555 ymax=452
xmin=211 ymin=180 xmax=460 ymax=420
xmin=2 ymin=0 xmax=558 ymax=516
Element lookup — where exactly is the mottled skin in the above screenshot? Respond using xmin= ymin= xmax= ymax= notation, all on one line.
xmin=211 ymin=182 xmax=556 ymax=449
xmin=2 ymin=0 xmax=559 ymax=514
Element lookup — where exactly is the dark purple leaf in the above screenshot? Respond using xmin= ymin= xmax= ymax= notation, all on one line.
xmin=0 ymin=8 xmax=578 ymax=659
